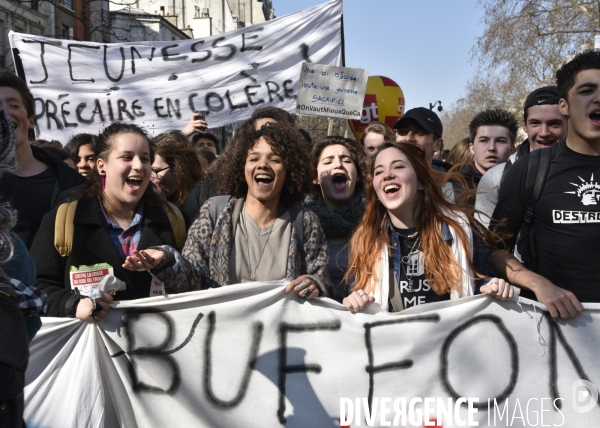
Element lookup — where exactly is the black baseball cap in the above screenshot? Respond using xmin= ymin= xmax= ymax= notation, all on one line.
xmin=393 ymin=107 xmax=443 ymax=139
xmin=523 ymin=86 xmax=560 ymax=115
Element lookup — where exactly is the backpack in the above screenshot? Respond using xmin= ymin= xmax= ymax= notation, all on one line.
xmin=54 ymin=200 xmax=187 ymax=257
xmin=207 ymin=195 xmax=305 ymax=259
xmin=516 ymin=148 xmax=552 ymax=271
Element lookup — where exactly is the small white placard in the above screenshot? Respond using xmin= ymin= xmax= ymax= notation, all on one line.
xmin=296 ymin=62 xmax=368 ymax=119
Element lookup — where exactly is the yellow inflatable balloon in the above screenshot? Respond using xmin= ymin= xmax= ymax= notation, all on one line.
xmin=349 ymin=76 xmax=405 ymax=140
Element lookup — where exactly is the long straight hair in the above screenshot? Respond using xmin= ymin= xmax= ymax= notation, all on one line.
xmin=345 ymin=142 xmax=499 ymax=295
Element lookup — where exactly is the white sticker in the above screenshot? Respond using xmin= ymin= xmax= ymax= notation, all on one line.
xmin=150 ymin=275 xmax=165 ymax=297
xmin=70 ymin=266 xmax=113 ymax=289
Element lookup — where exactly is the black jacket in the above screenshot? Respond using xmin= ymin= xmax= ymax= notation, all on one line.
xmin=0 ymin=145 xmax=86 ymax=248
xmin=459 ymin=163 xmax=483 ymax=190
xmin=30 ymin=197 xmax=179 ymax=317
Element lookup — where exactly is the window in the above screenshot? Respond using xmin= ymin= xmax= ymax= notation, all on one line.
xmin=131 ymin=26 xmax=145 ymax=42
xmin=101 ymin=9 xmax=110 ymax=26
xmin=61 ymin=25 xmax=71 ymax=39
xmin=61 ymin=0 xmax=73 ymax=10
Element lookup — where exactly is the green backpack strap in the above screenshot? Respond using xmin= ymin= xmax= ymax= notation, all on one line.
xmin=55 ymin=200 xmax=187 ymax=255
xmin=54 ymin=200 xmax=78 ymax=257
xmin=161 ymin=202 xmax=187 ymax=249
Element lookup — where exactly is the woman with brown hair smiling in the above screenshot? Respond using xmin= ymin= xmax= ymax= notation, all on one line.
xmin=123 ymin=122 xmax=333 ymax=298
xmin=343 ymin=142 xmax=512 ymax=313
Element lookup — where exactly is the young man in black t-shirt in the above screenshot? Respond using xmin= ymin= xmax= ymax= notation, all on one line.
xmin=489 ymin=50 xmax=600 ymax=318
xmin=0 ymin=72 xmax=85 ymax=248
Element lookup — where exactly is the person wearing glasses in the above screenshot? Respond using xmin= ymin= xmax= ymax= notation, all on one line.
xmin=151 ymin=131 xmax=204 ymax=227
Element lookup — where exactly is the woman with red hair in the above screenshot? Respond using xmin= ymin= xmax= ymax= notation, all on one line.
xmin=343 ymin=142 xmax=511 ymax=313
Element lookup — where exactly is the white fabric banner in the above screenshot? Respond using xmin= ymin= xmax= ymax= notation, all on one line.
xmin=25 ymin=282 xmax=600 ymax=427
xmin=8 ymin=0 xmax=342 ymax=142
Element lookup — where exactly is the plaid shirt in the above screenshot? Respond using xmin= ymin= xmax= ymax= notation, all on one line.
xmin=100 ymin=203 xmax=144 ymax=260
xmin=6 ymin=277 xmax=48 ymax=316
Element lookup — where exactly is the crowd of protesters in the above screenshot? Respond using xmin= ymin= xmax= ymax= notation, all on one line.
xmin=2 ymin=48 xmax=600 ymax=425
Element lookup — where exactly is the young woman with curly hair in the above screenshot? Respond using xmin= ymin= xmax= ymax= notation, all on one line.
xmin=343 ymin=142 xmax=513 ymax=313
xmin=304 ymin=136 xmax=366 ymax=302
xmin=123 ymin=122 xmax=333 ymax=298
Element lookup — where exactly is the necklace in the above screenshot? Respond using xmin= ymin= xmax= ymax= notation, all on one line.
xmin=243 ymin=209 xmax=276 ymax=281
xmin=400 ymin=236 xmax=421 ymax=292
xmin=396 ymin=229 xmax=419 ymax=240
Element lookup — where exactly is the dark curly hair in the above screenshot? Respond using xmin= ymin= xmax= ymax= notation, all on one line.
xmin=217 ymin=122 xmax=310 ymax=206
xmin=556 ymin=49 xmax=600 ymax=100
xmin=153 ymin=130 xmax=204 ymax=205
xmin=309 ymin=136 xmax=366 ymax=197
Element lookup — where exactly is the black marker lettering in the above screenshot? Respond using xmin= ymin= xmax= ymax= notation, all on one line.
xmin=104 ymin=45 xmax=126 ymax=82
xmin=547 ymin=313 xmax=598 ymax=410
xmin=148 ymin=47 xmax=156 ymax=61
xmin=166 ymin=98 xmax=182 ymax=119
xmin=22 ymin=40 xmax=61 ymax=84
xmin=441 ymin=315 xmax=518 ymax=409
xmin=277 ymin=321 xmax=341 ymax=424
xmin=188 ymin=93 xmax=198 ymax=112
xmin=76 ymin=103 xmax=93 ymax=124
xmin=283 ymin=79 xmax=297 ymax=99
xmin=68 ymin=44 xmax=99 ymax=83
xmin=34 ymin=98 xmax=45 ymax=135
xmin=91 ymin=99 xmax=105 ymax=122
xmin=131 ymin=100 xmax=145 ymax=118
xmin=225 ymin=90 xmax=248 ymax=111
xmin=203 ymin=312 xmax=263 ymax=408
xmin=205 ymin=92 xmax=225 ymax=112
xmin=244 ymin=85 xmax=265 ymax=107
xmin=117 ymin=99 xmax=134 ymax=120
xmin=266 ymin=81 xmax=284 ymax=102
xmin=161 ymin=44 xmax=188 ymax=62
xmin=191 ymin=40 xmax=211 ymax=63
xmin=154 ymin=98 xmax=168 ymax=118
xmin=61 ymin=101 xmax=77 ymax=128
xmin=45 ymin=100 xmax=63 ymax=130
xmin=130 ymin=46 xmax=142 ymax=74
xmin=212 ymin=37 xmax=236 ymax=61
xmin=241 ymin=27 xmax=264 ymax=52
xmin=365 ymin=314 xmax=440 ymax=413
xmin=106 ymin=98 xmax=115 ymax=121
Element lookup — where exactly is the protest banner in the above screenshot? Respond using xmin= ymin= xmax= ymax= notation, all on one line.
xmin=24 ymin=282 xmax=600 ymax=427
xmin=8 ymin=0 xmax=343 ymax=142
xmin=295 ymin=62 xmax=368 ymax=119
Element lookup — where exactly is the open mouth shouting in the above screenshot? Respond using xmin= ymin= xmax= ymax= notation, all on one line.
xmin=331 ymin=172 xmax=348 ymax=191
xmin=126 ymin=175 xmax=143 ymax=191
xmin=383 ymin=183 xmax=400 ymax=197
xmin=255 ymin=173 xmax=274 ymax=188
xmin=589 ymin=109 xmax=600 ymax=127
